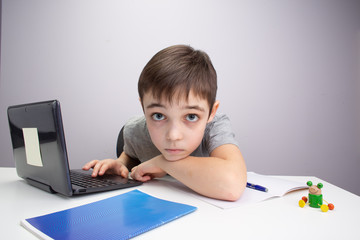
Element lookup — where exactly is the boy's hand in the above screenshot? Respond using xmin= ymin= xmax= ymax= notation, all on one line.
xmin=130 ymin=155 xmax=167 ymax=182
xmin=82 ymin=159 xmax=129 ymax=178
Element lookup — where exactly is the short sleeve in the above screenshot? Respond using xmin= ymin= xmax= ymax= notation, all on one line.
xmin=204 ymin=113 xmax=239 ymax=154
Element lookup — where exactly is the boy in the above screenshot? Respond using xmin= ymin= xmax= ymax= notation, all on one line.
xmin=83 ymin=45 xmax=247 ymax=201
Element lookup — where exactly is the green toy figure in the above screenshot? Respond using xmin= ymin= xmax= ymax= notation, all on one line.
xmin=299 ymin=181 xmax=334 ymax=212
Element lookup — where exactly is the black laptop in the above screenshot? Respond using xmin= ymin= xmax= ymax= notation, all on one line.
xmin=7 ymin=100 xmax=141 ymax=196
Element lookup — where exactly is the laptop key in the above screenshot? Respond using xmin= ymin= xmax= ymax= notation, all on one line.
xmin=70 ymin=171 xmax=122 ymax=189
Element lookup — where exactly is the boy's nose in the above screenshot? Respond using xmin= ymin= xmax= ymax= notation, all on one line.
xmin=166 ymin=122 xmax=183 ymax=141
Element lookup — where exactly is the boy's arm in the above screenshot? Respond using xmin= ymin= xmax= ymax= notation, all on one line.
xmin=131 ymin=144 xmax=247 ymax=201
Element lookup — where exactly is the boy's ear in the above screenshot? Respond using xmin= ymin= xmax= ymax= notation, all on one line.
xmin=207 ymin=101 xmax=220 ymax=123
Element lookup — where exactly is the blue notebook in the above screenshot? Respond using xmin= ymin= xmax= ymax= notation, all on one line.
xmin=21 ymin=190 xmax=197 ymax=239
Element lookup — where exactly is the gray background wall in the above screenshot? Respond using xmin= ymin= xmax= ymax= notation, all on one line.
xmin=1 ymin=0 xmax=359 ymax=195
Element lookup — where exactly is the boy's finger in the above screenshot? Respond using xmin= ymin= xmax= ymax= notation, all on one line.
xmin=130 ymin=169 xmax=138 ymax=180
xmin=131 ymin=169 xmax=150 ymax=182
xmin=82 ymin=160 xmax=98 ymax=170
xmin=139 ymin=175 xmax=151 ymax=182
xmin=98 ymin=163 xmax=111 ymax=176
xmin=91 ymin=161 xmax=103 ymax=177
xmin=120 ymin=168 xmax=129 ymax=178
xmin=118 ymin=165 xmax=129 ymax=178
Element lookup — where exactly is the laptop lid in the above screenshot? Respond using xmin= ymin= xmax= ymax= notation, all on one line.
xmin=8 ymin=100 xmax=142 ymax=196
xmin=8 ymin=100 xmax=74 ymax=196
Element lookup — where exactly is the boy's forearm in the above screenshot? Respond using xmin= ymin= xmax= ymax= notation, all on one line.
xmin=118 ymin=152 xmax=141 ymax=170
xmin=154 ymin=145 xmax=247 ymax=201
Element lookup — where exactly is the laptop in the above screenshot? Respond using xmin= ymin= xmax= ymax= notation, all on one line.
xmin=7 ymin=100 xmax=142 ymax=196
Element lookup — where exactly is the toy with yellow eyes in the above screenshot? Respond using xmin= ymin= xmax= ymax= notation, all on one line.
xmin=299 ymin=181 xmax=334 ymax=212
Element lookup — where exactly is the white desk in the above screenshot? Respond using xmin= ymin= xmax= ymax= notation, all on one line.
xmin=1 ymin=167 xmax=359 ymax=239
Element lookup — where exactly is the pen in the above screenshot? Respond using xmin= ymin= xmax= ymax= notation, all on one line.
xmin=246 ymin=182 xmax=268 ymax=192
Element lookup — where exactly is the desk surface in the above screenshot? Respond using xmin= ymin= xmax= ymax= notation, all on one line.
xmin=1 ymin=167 xmax=359 ymax=239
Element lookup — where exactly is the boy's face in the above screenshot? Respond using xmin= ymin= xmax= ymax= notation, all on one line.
xmin=142 ymin=91 xmax=218 ymax=161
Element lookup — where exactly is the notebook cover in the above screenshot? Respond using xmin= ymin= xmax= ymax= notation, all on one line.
xmin=21 ymin=190 xmax=197 ymax=240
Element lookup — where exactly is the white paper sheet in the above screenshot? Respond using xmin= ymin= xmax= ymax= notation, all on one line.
xmin=166 ymin=172 xmax=308 ymax=209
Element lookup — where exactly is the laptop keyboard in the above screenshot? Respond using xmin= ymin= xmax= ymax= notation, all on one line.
xmin=70 ymin=171 xmax=120 ymax=188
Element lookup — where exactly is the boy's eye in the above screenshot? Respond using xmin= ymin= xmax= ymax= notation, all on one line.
xmin=186 ymin=114 xmax=199 ymax=122
xmin=152 ymin=113 xmax=165 ymax=121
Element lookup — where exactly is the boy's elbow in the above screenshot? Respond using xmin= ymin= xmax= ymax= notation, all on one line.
xmin=223 ymin=185 xmax=245 ymax=202
xmin=221 ymin=172 xmax=247 ymax=202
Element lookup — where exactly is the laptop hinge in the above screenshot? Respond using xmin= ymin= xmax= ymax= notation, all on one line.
xmin=26 ymin=178 xmax=56 ymax=194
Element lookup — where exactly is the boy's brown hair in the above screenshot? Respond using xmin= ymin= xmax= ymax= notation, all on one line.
xmin=138 ymin=45 xmax=217 ymax=115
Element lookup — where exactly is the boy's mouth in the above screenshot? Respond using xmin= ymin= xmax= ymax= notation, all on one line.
xmin=165 ymin=149 xmax=184 ymax=154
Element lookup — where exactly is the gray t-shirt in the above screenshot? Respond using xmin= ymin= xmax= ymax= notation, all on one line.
xmin=123 ymin=113 xmax=239 ymax=162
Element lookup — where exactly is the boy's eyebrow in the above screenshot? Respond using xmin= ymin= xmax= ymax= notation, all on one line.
xmin=186 ymin=105 xmax=205 ymax=112
xmin=146 ymin=103 xmax=205 ymax=112
xmin=146 ymin=103 xmax=165 ymax=109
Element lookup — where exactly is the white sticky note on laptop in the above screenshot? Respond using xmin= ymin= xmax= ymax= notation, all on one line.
xmin=22 ymin=128 xmax=43 ymax=167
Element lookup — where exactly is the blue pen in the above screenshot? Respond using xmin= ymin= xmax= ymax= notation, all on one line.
xmin=246 ymin=182 xmax=268 ymax=192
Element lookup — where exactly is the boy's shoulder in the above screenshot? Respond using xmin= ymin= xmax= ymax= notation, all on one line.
xmin=211 ymin=112 xmax=229 ymax=121
xmin=206 ymin=113 xmax=232 ymax=130
xmin=124 ymin=115 xmax=147 ymax=135
xmin=203 ymin=112 xmax=238 ymax=153
xmin=125 ymin=115 xmax=146 ymax=126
